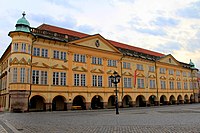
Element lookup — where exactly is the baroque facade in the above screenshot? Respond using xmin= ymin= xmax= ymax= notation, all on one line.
xmin=0 ymin=13 xmax=199 ymax=112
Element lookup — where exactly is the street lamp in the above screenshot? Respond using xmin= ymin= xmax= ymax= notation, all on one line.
xmin=109 ymin=71 xmax=121 ymax=115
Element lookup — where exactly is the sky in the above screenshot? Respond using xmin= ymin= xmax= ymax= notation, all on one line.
xmin=0 ymin=0 xmax=200 ymax=69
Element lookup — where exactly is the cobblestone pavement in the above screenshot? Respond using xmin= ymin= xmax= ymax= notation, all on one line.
xmin=1 ymin=104 xmax=200 ymax=133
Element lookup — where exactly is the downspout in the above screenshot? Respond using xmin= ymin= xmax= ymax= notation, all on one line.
xmin=154 ymin=60 xmax=159 ymax=105
xmin=27 ymin=35 xmax=37 ymax=111
xmin=120 ymin=55 xmax=125 ymax=107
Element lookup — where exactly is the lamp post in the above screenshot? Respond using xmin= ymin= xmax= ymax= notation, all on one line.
xmin=109 ymin=71 xmax=121 ymax=115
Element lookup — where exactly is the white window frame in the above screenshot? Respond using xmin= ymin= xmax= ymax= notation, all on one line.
xmin=20 ymin=68 xmax=25 ymax=83
xmin=137 ymin=78 xmax=144 ymax=88
xmin=150 ymin=79 xmax=156 ymax=89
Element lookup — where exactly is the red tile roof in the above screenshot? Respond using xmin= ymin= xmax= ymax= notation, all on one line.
xmin=38 ymin=24 xmax=164 ymax=57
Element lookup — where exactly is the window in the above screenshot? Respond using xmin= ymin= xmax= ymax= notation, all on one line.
xmin=160 ymin=68 xmax=166 ymax=74
xmin=108 ymin=60 xmax=117 ymax=67
xmin=108 ymin=77 xmax=114 ymax=87
xmin=20 ymin=68 xmax=25 ymax=83
xmin=124 ymin=77 xmax=132 ymax=88
xmin=137 ymin=64 xmax=143 ymax=70
xmin=123 ymin=62 xmax=131 ymax=69
xmin=190 ymin=82 xmax=193 ymax=90
xmin=177 ymin=82 xmax=181 ymax=89
xmin=169 ymin=81 xmax=174 ymax=89
xmin=32 ymin=70 xmax=39 ymax=84
xmin=149 ymin=66 xmax=155 ymax=72
xmin=13 ymin=68 xmax=18 ymax=83
xmin=169 ymin=69 xmax=174 ymax=75
xmin=74 ymin=54 xmax=86 ymax=63
xmin=184 ymin=82 xmax=188 ymax=90
xmin=60 ymin=72 xmax=66 ymax=86
xmin=28 ymin=45 xmax=31 ymax=54
xmin=42 ymin=49 xmax=48 ymax=58
xmin=92 ymin=75 xmax=102 ymax=87
xmin=41 ymin=71 xmax=48 ymax=85
xmin=183 ymin=72 xmax=186 ymax=77
xmin=14 ymin=43 xmax=18 ymax=52
xmin=21 ymin=43 xmax=26 ymax=52
xmin=53 ymin=72 xmax=59 ymax=85
xmin=176 ymin=70 xmax=180 ymax=76
xmin=188 ymin=72 xmax=191 ymax=77
xmin=74 ymin=74 xmax=86 ymax=86
xmin=61 ymin=52 xmax=66 ymax=60
xmin=92 ymin=57 xmax=102 ymax=65
xmin=53 ymin=50 xmax=59 ymax=59
xmin=33 ymin=48 xmax=40 ymax=56
xmin=150 ymin=80 xmax=156 ymax=88
xmin=27 ymin=68 xmax=30 ymax=83
xmin=161 ymin=80 xmax=166 ymax=89
xmin=137 ymin=78 xmax=144 ymax=88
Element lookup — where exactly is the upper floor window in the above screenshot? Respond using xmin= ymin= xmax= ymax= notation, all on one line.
xmin=150 ymin=80 xmax=156 ymax=88
xmin=20 ymin=68 xmax=25 ymax=83
xmin=137 ymin=78 xmax=144 ymax=88
xmin=177 ymin=82 xmax=181 ymax=89
xmin=74 ymin=54 xmax=86 ymax=63
xmin=124 ymin=77 xmax=132 ymax=88
xmin=53 ymin=50 xmax=59 ymax=59
xmin=74 ymin=74 xmax=86 ymax=86
xmin=169 ymin=69 xmax=174 ymax=75
xmin=33 ymin=47 xmax=40 ymax=56
xmin=92 ymin=57 xmax=102 ymax=65
xmin=42 ymin=49 xmax=48 ymax=58
xmin=108 ymin=77 xmax=114 ymax=87
xmin=41 ymin=71 xmax=48 ymax=85
xmin=176 ymin=70 xmax=180 ymax=76
xmin=53 ymin=72 xmax=59 ymax=85
xmin=60 ymin=52 xmax=66 ymax=60
xmin=14 ymin=43 xmax=18 ymax=52
xmin=13 ymin=68 xmax=18 ymax=83
xmin=137 ymin=64 xmax=143 ymax=70
xmin=21 ymin=43 xmax=26 ymax=52
xmin=92 ymin=75 xmax=102 ymax=87
xmin=149 ymin=66 xmax=155 ymax=72
xmin=188 ymin=72 xmax=192 ymax=77
xmin=123 ymin=62 xmax=131 ymax=69
xmin=32 ymin=70 xmax=39 ymax=84
xmin=60 ymin=72 xmax=66 ymax=86
xmin=184 ymin=82 xmax=188 ymax=90
xmin=28 ymin=45 xmax=31 ymax=54
xmin=161 ymin=80 xmax=166 ymax=89
xmin=169 ymin=81 xmax=174 ymax=89
xmin=160 ymin=68 xmax=166 ymax=74
xmin=108 ymin=60 xmax=117 ymax=67
xmin=183 ymin=72 xmax=186 ymax=77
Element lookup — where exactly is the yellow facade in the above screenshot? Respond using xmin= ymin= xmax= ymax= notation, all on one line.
xmin=0 ymin=14 xmax=199 ymax=112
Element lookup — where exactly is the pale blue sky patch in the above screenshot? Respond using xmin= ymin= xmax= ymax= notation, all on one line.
xmin=135 ymin=27 xmax=166 ymax=36
xmin=151 ymin=17 xmax=180 ymax=27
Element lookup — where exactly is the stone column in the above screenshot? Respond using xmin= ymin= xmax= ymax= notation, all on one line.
xmin=131 ymin=101 xmax=136 ymax=107
xmin=85 ymin=102 xmax=91 ymax=110
xmin=129 ymin=100 xmax=134 ymax=107
xmin=45 ymin=103 xmax=52 ymax=111
xmin=67 ymin=102 xmax=72 ymax=110
xmin=103 ymin=102 xmax=108 ymax=109
xmin=154 ymin=101 xmax=159 ymax=106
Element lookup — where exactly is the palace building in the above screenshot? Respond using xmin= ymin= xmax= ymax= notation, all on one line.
xmin=0 ymin=13 xmax=199 ymax=112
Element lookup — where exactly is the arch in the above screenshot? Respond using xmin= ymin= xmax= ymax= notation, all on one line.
xmin=184 ymin=94 xmax=189 ymax=104
xmin=160 ymin=95 xmax=167 ymax=105
xmin=107 ymin=95 xmax=115 ymax=108
xmin=177 ymin=95 xmax=183 ymax=104
xmin=91 ymin=95 xmax=104 ymax=109
xmin=52 ymin=95 xmax=67 ymax=111
xmin=29 ymin=95 xmax=45 ymax=111
xmin=169 ymin=95 xmax=176 ymax=105
xmin=148 ymin=95 xmax=157 ymax=106
xmin=136 ymin=95 xmax=146 ymax=107
xmin=72 ymin=95 xmax=86 ymax=110
xmin=122 ymin=95 xmax=132 ymax=108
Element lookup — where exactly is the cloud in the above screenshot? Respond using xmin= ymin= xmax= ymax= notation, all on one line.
xmin=151 ymin=17 xmax=180 ymax=27
xmin=135 ymin=27 xmax=166 ymax=36
xmin=154 ymin=41 xmax=182 ymax=53
xmin=177 ymin=1 xmax=200 ymax=19
xmin=77 ymin=25 xmax=95 ymax=34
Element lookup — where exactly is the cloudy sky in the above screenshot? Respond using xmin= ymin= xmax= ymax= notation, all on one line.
xmin=1 ymin=0 xmax=200 ymax=68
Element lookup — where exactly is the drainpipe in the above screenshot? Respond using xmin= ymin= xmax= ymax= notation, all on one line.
xmin=27 ymin=35 xmax=37 ymax=111
xmin=120 ymin=55 xmax=124 ymax=107
xmin=154 ymin=60 xmax=159 ymax=106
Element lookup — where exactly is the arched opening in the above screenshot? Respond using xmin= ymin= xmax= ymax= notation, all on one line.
xmin=136 ymin=95 xmax=146 ymax=107
xmin=160 ymin=95 xmax=167 ymax=105
xmin=52 ymin=95 xmax=66 ymax=111
xmin=91 ymin=95 xmax=104 ymax=109
xmin=29 ymin=95 xmax=45 ymax=111
xmin=72 ymin=95 xmax=86 ymax=110
xmin=107 ymin=95 xmax=115 ymax=108
xmin=184 ymin=95 xmax=189 ymax=104
xmin=122 ymin=95 xmax=132 ymax=108
xmin=148 ymin=95 xmax=156 ymax=106
xmin=169 ymin=95 xmax=176 ymax=105
xmin=177 ymin=95 xmax=183 ymax=104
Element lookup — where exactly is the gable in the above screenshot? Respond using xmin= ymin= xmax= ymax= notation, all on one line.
xmin=158 ymin=54 xmax=180 ymax=66
xmin=70 ymin=34 xmax=121 ymax=53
